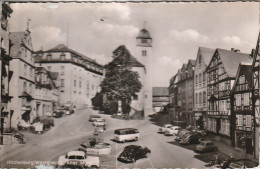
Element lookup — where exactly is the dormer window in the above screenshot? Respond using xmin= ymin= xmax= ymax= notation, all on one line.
xmin=142 ymin=50 xmax=147 ymax=56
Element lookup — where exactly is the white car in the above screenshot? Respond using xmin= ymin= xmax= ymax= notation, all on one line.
xmin=93 ymin=118 xmax=106 ymax=126
xmin=164 ymin=126 xmax=181 ymax=136
xmin=158 ymin=124 xmax=173 ymax=133
xmin=57 ymin=150 xmax=100 ymax=168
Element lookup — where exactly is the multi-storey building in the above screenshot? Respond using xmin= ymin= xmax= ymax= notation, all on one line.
xmin=9 ymin=29 xmax=36 ymax=128
xmin=34 ymin=67 xmax=58 ymax=117
xmin=34 ymin=44 xmax=104 ymax=108
xmin=152 ymin=87 xmax=169 ymax=113
xmin=231 ymin=62 xmax=256 ymax=157
xmin=193 ymin=47 xmax=215 ymax=129
xmin=206 ymin=48 xmax=251 ymax=136
xmin=175 ymin=60 xmax=196 ymax=125
xmin=0 ymin=3 xmax=13 ymax=143
xmin=168 ymin=73 xmax=181 ymax=121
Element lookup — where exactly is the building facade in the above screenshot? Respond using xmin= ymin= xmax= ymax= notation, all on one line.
xmin=0 ymin=3 xmax=13 ymax=143
xmin=9 ymin=30 xmax=36 ymax=128
xmin=34 ymin=67 xmax=58 ymax=117
xmin=206 ymin=48 xmax=251 ymax=136
xmin=193 ymin=47 xmax=215 ymax=129
xmin=152 ymin=87 xmax=169 ymax=113
xmin=34 ymin=44 xmax=104 ymax=108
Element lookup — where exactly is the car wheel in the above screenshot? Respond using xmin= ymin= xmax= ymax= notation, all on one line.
xmin=91 ymin=165 xmax=99 ymax=169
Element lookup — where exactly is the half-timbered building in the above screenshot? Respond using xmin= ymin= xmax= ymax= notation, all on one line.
xmin=206 ymin=48 xmax=251 ymax=136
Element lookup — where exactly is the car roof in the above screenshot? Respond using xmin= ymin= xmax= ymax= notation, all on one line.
xmin=67 ymin=151 xmax=85 ymax=156
xmin=124 ymin=145 xmax=142 ymax=149
xmin=115 ymin=128 xmax=138 ymax=131
xmin=171 ymin=126 xmax=180 ymax=128
xmin=90 ymin=115 xmax=101 ymax=117
xmin=164 ymin=124 xmax=172 ymax=126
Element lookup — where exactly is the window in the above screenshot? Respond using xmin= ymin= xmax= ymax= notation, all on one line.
xmin=199 ymin=93 xmax=202 ymax=104
xmin=74 ymin=80 xmax=77 ymax=86
xmin=196 ymin=93 xmax=198 ymax=104
xmin=79 ymin=81 xmax=82 ymax=87
xmin=237 ymin=115 xmax=243 ymax=126
xmin=23 ymin=82 xmax=27 ymax=92
xmin=203 ymin=72 xmax=206 ymax=82
xmin=24 ymin=64 xmax=27 ymax=76
xmin=198 ymin=55 xmax=201 ymax=64
xmin=243 ymin=93 xmax=250 ymax=106
xmin=92 ymin=85 xmax=94 ymax=90
xmin=239 ymin=75 xmax=245 ymax=84
xmin=196 ymin=75 xmax=198 ymax=84
xmin=29 ymin=83 xmax=32 ymax=93
xmin=47 ymin=66 xmax=51 ymax=71
xmin=235 ymin=94 xmax=241 ymax=106
xmin=203 ymin=92 xmax=206 ymax=103
xmin=60 ymin=79 xmax=64 ymax=87
xmin=142 ymin=50 xmax=147 ymax=56
xmin=199 ymin=73 xmax=202 ymax=83
xmin=246 ymin=115 xmax=252 ymax=127
xmin=30 ymin=67 xmax=33 ymax=78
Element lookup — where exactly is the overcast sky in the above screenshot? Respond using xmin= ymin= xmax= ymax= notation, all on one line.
xmin=9 ymin=2 xmax=259 ymax=87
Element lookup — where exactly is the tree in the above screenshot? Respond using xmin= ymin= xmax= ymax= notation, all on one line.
xmin=100 ymin=58 xmax=142 ymax=114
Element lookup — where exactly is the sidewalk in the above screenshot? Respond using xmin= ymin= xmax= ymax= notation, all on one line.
xmin=0 ymin=143 xmax=24 ymax=159
xmin=205 ymin=133 xmax=259 ymax=164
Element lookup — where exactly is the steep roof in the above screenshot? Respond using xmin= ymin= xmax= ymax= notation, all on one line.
xmin=217 ymin=48 xmax=252 ymax=78
xmin=152 ymin=87 xmax=169 ymax=96
xmin=198 ymin=47 xmax=215 ymax=65
xmin=9 ymin=32 xmax=26 ymax=58
xmin=187 ymin=59 xmax=196 ymax=67
xmin=46 ymin=44 xmax=97 ymax=64
xmin=49 ymin=72 xmax=59 ymax=80
xmin=108 ymin=45 xmax=144 ymax=67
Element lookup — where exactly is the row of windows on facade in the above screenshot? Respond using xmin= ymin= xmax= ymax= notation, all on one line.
xmin=195 ymin=92 xmax=207 ymax=104
xmin=207 ymin=118 xmax=230 ymax=135
xmin=195 ymin=72 xmax=206 ymax=84
xmin=23 ymin=81 xmax=53 ymax=95
xmin=60 ymin=79 xmax=98 ymax=90
xmin=207 ymin=81 xmax=231 ymax=95
xmin=46 ymin=54 xmax=103 ymax=73
xmin=237 ymin=115 xmax=252 ymax=127
xmin=208 ymin=99 xmax=231 ymax=111
xmin=21 ymin=47 xmax=34 ymax=62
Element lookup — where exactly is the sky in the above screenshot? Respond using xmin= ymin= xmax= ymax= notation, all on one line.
xmin=9 ymin=2 xmax=259 ymax=87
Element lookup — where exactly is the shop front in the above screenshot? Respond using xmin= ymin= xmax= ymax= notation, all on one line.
xmin=235 ymin=130 xmax=254 ymax=155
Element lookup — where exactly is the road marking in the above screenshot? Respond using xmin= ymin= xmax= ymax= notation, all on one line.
xmin=138 ymin=140 xmax=155 ymax=169
xmin=76 ymin=124 xmax=84 ymax=132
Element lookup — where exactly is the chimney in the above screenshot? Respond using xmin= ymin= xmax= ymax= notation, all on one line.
xmin=234 ymin=49 xmax=240 ymax=53
xmin=231 ymin=48 xmax=234 ymax=52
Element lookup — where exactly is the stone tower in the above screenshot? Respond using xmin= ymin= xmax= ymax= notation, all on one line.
xmin=136 ymin=28 xmax=153 ymax=115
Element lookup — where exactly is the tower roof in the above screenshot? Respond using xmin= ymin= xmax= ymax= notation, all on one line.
xmin=137 ymin=28 xmax=152 ymax=39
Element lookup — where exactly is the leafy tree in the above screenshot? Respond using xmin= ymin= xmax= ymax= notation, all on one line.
xmin=100 ymin=45 xmax=143 ymax=115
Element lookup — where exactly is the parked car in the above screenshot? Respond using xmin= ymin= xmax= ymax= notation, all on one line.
xmin=89 ymin=115 xmax=101 ymax=122
xmin=195 ymin=141 xmax=217 ymax=152
xmin=180 ymin=133 xmax=201 ymax=145
xmin=57 ymin=150 xmax=100 ymax=168
xmin=53 ymin=110 xmax=64 ymax=118
xmin=65 ymin=110 xmax=71 ymax=115
xmin=164 ymin=126 xmax=181 ymax=136
xmin=193 ymin=129 xmax=207 ymax=136
xmin=93 ymin=118 xmax=106 ymax=126
xmin=117 ymin=145 xmax=151 ymax=163
xmin=158 ymin=124 xmax=173 ymax=133
xmin=175 ymin=129 xmax=192 ymax=141
xmin=114 ymin=128 xmax=139 ymax=142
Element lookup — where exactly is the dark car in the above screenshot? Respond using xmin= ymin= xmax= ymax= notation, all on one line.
xmin=180 ymin=133 xmax=201 ymax=145
xmin=195 ymin=141 xmax=217 ymax=152
xmin=175 ymin=129 xmax=192 ymax=141
xmin=53 ymin=110 xmax=64 ymax=118
xmin=117 ymin=145 xmax=151 ymax=163
xmin=89 ymin=115 xmax=101 ymax=122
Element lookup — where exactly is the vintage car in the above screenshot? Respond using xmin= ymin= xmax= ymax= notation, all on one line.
xmin=195 ymin=140 xmax=217 ymax=152
xmin=57 ymin=150 xmax=100 ymax=168
xmin=117 ymin=145 xmax=151 ymax=163
xmin=93 ymin=118 xmax=106 ymax=126
xmin=164 ymin=126 xmax=181 ymax=136
xmin=158 ymin=124 xmax=173 ymax=133
xmin=175 ymin=129 xmax=192 ymax=141
xmin=180 ymin=133 xmax=201 ymax=145
xmin=89 ymin=115 xmax=101 ymax=122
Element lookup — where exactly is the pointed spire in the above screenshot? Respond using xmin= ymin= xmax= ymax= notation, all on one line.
xmin=27 ymin=18 xmax=31 ymax=31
